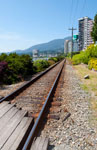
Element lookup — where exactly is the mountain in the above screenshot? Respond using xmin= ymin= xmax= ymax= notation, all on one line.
xmin=12 ymin=36 xmax=71 ymax=55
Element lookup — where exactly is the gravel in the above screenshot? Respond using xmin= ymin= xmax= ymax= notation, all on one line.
xmin=0 ymin=81 xmax=26 ymax=97
xmin=9 ymin=62 xmax=64 ymax=114
xmin=40 ymin=61 xmax=97 ymax=150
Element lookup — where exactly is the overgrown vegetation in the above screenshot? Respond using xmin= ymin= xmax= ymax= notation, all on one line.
xmin=33 ymin=60 xmax=50 ymax=72
xmin=0 ymin=53 xmax=33 ymax=84
xmin=33 ymin=54 xmax=65 ymax=72
xmin=88 ymin=58 xmax=97 ymax=71
xmin=72 ymin=44 xmax=97 ymax=68
xmin=72 ymin=13 xmax=97 ymax=69
xmin=91 ymin=14 xmax=97 ymax=43
xmin=0 ymin=53 xmax=65 ymax=85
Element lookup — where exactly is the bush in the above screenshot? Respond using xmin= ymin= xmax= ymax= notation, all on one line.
xmin=0 ymin=53 xmax=33 ymax=84
xmin=48 ymin=60 xmax=55 ymax=66
xmin=57 ymin=55 xmax=65 ymax=61
xmin=0 ymin=61 xmax=8 ymax=84
xmin=49 ymin=54 xmax=65 ymax=63
xmin=72 ymin=52 xmax=85 ymax=65
xmin=72 ymin=44 xmax=97 ymax=65
xmin=0 ymin=53 xmax=7 ymax=61
xmin=33 ymin=60 xmax=50 ymax=72
xmin=49 ymin=57 xmax=58 ymax=62
xmin=0 ymin=53 xmax=64 ymax=85
xmin=88 ymin=58 xmax=97 ymax=70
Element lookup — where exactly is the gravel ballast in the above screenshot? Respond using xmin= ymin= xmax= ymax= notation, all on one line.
xmin=40 ymin=61 xmax=97 ymax=150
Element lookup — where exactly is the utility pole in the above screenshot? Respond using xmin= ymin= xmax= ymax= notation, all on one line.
xmin=68 ymin=27 xmax=77 ymax=58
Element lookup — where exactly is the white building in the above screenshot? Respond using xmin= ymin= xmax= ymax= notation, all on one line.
xmin=64 ymin=40 xmax=78 ymax=54
xmin=33 ymin=49 xmax=39 ymax=58
xmin=64 ymin=40 xmax=69 ymax=54
xmin=78 ymin=17 xmax=94 ymax=51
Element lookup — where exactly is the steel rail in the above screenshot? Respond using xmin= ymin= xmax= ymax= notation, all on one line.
xmin=0 ymin=61 xmax=61 ymax=103
xmin=22 ymin=59 xmax=65 ymax=150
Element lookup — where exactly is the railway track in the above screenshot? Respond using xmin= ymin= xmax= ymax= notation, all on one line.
xmin=0 ymin=59 xmax=66 ymax=150
xmin=0 ymin=61 xmax=60 ymax=103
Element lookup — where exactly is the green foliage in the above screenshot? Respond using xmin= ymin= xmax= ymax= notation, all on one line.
xmin=66 ymin=52 xmax=80 ymax=58
xmin=72 ymin=53 xmax=83 ymax=65
xmin=57 ymin=54 xmax=65 ymax=61
xmin=72 ymin=44 xmax=97 ymax=65
xmin=66 ymin=53 xmax=71 ymax=58
xmin=49 ymin=54 xmax=65 ymax=63
xmin=33 ymin=60 xmax=50 ymax=72
xmin=48 ymin=60 xmax=55 ymax=66
xmin=6 ymin=53 xmax=33 ymax=77
xmin=72 ymin=51 xmax=90 ymax=65
xmin=0 ymin=53 xmax=64 ymax=85
xmin=91 ymin=14 xmax=97 ymax=43
xmin=88 ymin=58 xmax=97 ymax=70
xmin=49 ymin=57 xmax=58 ymax=62
xmin=0 ymin=53 xmax=33 ymax=84
xmin=0 ymin=53 xmax=7 ymax=61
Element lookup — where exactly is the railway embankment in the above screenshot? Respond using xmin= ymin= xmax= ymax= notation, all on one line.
xmin=0 ymin=60 xmax=97 ymax=149
xmin=40 ymin=61 xmax=97 ymax=150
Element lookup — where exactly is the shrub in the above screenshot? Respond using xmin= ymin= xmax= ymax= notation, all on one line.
xmin=33 ymin=60 xmax=50 ymax=72
xmin=0 ymin=61 xmax=8 ymax=75
xmin=49 ymin=57 xmax=58 ymax=62
xmin=0 ymin=53 xmax=33 ymax=84
xmin=72 ymin=53 xmax=84 ymax=65
xmin=48 ymin=54 xmax=65 ymax=63
xmin=48 ymin=60 xmax=55 ymax=66
xmin=0 ymin=53 xmax=7 ymax=61
xmin=57 ymin=55 xmax=65 ymax=61
xmin=88 ymin=58 xmax=97 ymax=70
xmin=72 ymin=44 xmax=97 ymax=65
xmin=6 ymin=53 xmax=33 ymax=78
xmin=0 ymin=61 xmax=9 ymax=84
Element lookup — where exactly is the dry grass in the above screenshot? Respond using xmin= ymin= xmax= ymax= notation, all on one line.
xmin=74 ymin=64 xmax=97 ymax=126
xmin=74 ymin=64 xmax=97 ymax=93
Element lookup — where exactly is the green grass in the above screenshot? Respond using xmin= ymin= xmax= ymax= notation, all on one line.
xmin=74 ymin=64 xmax=97 ymax=126
xmin=80 ymin=83 xmax=89 ymax=91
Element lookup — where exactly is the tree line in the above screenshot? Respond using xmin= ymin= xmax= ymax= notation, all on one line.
xmin=0 ymin=53 xmax=65 ymax=85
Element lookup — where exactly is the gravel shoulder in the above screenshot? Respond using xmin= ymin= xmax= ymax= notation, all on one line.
xmin=41 ymin=61 xmax=97 ymax=150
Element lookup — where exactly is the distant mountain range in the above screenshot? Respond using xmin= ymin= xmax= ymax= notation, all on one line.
xmin=5 ymin=36 xmax=72 ymax=55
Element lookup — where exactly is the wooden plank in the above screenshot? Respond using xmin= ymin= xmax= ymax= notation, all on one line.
xmin=0 ymin=107 xmax=18 ymax=131
xmin=10 ymin=117 xmax=33 ymax=150
xmin=0 ymin=110 xmax=27 ymax=149
xmin=38 ymin=138 xmax=46 ymax=150
xmin=31 ymin=137 xmax=49 ymax=150
xmin=42 ymin=138 xmax=49 ymax=150
xmin=2 ymin=117 xmax=29 ymax=150
xmin=31 ymin=137 xmax=41 ymax=150
xmin=0 ymin=103 xmax=15 ymax=118
xmin=0 ymin=101 xmax=9 ymax=110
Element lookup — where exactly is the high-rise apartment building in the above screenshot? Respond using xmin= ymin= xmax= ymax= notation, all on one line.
xmin=64 ymin=39 xmax=78 ymax=54
xmin=64 ymin=40 xmax=69 ymax=54
xmin=78 ymin=17 xmax=93 ymax=51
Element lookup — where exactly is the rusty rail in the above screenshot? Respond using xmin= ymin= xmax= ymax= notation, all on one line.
xmin=0 ymin=61 xmax=61 ymax=103
xmin=22 ymin=59 xmax=65 ymax=150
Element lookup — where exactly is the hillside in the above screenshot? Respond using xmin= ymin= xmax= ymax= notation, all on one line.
xmin=8 ymin=36 xmax=71 ymax=55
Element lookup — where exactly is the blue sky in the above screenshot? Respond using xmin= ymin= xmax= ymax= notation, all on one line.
xmin=0 ymin=0 xmax=97 ymax=52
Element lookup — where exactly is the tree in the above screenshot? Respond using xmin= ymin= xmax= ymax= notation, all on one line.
xmin=0 ymin=61 xmax=8 ymax=84
xmin=91 ymin=14 xmax=97 ymax=43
